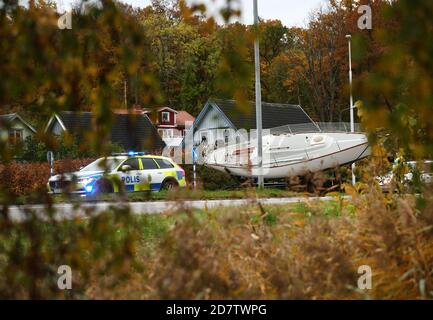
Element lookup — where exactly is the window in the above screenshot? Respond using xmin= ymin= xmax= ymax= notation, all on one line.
xmin=200 ymin=132 xmax=208 ymax=144
xmin=161 ymin=112 xmax=170 ymax=123
xmin=155 ymin=158 xmax=174 ymax=169
xmin=165 ymin=129 xmax=173 ymax=138
xmin=8 ymin=129 xmax=23 ymax=144
xmin=224 ymin=129 xmax=230 ymax=145
xmin=141 ymin=158 xmax=159 ymax=170
xmin=159 ymin=129 xmax=173 ymax=138
xmin=81 ymin=158 xmax=123 ymax=172
xmin=121 ymin=158 xmax=140 ymax=171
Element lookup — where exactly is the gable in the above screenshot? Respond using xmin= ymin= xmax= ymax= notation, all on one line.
xmin=195 ymin=102 xmax=234 ymax=131
xmin=0 ymin=113 xmax=36 ymax=134
xmin=46 ymin=115 xmax=66 ymax=135
xmin=158 ymin=109 xmax=175 ymax=125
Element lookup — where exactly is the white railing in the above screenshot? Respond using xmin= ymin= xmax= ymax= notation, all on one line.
xmin=270 ymin=122 xmax=363 ymax=135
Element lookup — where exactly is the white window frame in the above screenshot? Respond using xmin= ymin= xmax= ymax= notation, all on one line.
xmin=200 ymin=131 xmax=209 ymax=144
xmin=224 ymin=129 xmax=230 ymax=145
xmin=159 ymin=129 xmax=174 ymax=138
xmin=161 ymin=111 xmax=170 ymax=123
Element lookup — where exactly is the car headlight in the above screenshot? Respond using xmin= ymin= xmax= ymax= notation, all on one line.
xmin=78 ymin=177 xmax=95 ymax=186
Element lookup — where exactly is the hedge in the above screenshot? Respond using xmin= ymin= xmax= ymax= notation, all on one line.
xmin=0 ymin=159 xmax=94 ymax=197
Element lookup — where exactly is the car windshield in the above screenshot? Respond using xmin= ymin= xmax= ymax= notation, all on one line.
xmin=80 ymin=158 xmax=123 ymax=172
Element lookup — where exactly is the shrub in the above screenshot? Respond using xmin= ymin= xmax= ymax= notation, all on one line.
xmin=0 ymin=205 xmax=139 ymax=299
xmin=91 ymin=188 xmax=433 ymax=300
xmin=0 ymin=159 xmax=94 ymax=197
xmin=183 ymin=164 xmax=239 ymax=190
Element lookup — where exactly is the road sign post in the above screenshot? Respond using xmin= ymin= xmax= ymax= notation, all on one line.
xmin=192 ymin=147 xmax=198 ymax=190
xmin=47 ymin=151 xmax=54 ymax=177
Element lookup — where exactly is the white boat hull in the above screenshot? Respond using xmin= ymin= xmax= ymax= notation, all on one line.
xmin=204 ymin=132 xmax=371 ymax=179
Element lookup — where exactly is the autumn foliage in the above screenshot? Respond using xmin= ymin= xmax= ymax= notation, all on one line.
xmin=1 ymin=0 xmax=433 ymax=300
xmin=0 ymin=159 xmax=94 ymax=197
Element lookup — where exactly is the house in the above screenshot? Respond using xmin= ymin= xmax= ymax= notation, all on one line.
xmin=45 ymin=111 xmax=166 ymax=152
xmin=143 ymin=107 xmax=195 ymax=147
xmin=183 ymin=99 xmax=319 ymax=147
xmin=0 ymin=113 xmax=36 ymax=145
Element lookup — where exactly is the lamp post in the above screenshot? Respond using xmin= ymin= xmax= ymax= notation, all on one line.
xmin=254 ymin=0 xmax=264 ymax=189
xmin=346 ymin=34 xmax=356 ymax=185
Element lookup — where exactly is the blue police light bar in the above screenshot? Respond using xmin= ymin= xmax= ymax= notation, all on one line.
xmin=111 ymin=152 xmax=146 ymax=157
xmin=128 ymin=151 xmax=146 ymax=156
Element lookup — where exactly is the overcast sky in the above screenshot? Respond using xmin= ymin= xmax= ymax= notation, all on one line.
xmin=52 ymin=0 xmax=328 ymax=27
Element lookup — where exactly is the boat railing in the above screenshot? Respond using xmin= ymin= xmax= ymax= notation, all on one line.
xmin=270 ymin=122 xmax=363 ymax=135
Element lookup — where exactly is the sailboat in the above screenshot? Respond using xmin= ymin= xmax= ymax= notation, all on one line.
xmin=203 ymin=126 xmax=371 ymax=179
xmin=202 ymin=2 xmax=370 ymax=180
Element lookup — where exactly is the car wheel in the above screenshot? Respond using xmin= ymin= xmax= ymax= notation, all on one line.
xmin=161 ymin=179 xmax=178 ymax=191
xmin=93 ymin=179 xmax=114 ymax=194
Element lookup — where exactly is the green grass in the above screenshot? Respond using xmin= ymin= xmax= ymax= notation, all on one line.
xmin=132 ymin=199 xmax=351 ymax=235
xmin=12 ymin=188 xmax=346 ymax=206
xmin=46 ymin=188 xmax=311 ymax=204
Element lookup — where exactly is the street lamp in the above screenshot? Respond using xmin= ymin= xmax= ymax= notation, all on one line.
xmin=254 ymin=0 xmax=264 ymax=189
xmin=346 ymin=34 xmax=356 ymax=185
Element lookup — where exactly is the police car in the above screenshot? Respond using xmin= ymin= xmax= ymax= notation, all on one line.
xmin=47 ymin=152 xmax=186 ymax=195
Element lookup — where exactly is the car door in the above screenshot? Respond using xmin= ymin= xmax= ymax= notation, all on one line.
xmin=154 ymin=157 xmax=177 ymax=181
xmin=117 ymin=157 xmax=143 ymax=193
xmin=141 ymin=158 xmax=163 ymax=191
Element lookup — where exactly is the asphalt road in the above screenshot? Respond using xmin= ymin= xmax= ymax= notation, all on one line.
xmin=5 ymin=196 xmax=347 ymax=222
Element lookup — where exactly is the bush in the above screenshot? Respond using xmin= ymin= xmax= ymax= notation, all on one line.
xmin=0 ymin=159 xmax=94 ymax=197
xmin=183 ymin=164 xmax=239 ymax=190
xmin=0 ymin=204 xmax=139 ymax=299
xmin=87 ymin=188 xmax=433 ymax=300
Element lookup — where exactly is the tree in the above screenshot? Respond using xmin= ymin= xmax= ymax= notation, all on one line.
xmin=356 ymin=0 xmax=433 ymax=160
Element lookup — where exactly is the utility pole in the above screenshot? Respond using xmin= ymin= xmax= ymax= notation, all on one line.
xmin=124 ymin=78 xmax=128 ymax=108
xmin=254 ymin=0 xmax=264 ymax=189
xmin=346 ymin=34 xmax=356 ymax=185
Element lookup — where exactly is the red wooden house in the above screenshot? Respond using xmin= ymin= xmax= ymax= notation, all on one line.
xmin=142 ymin=107 xmax=195 ymax=146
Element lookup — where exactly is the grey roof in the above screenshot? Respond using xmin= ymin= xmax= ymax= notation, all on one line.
xmin=0 ymin=113 xmax=37 ymax=132
xmin=211 ymin=99 xmax=318 ymax=131
xmin=0 ymin=114 xmax=16 ymax=122
xmin=54 ymin=111 xmax=166 ymax=151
